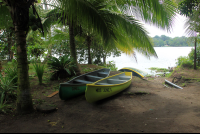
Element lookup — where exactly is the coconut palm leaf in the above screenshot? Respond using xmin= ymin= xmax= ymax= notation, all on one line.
xmin=0 ymin=4 xmax=13 ymax=29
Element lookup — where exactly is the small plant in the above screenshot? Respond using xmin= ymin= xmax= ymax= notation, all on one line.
xmin=165 ymin=71 xmax=173 ymax=78
xmin=0 ymin=74 xmax=17 ymax=113
xmin=47 ymin=55 xmax=77 ymax=80
xmin=176 ymin=56 xmax=193 ymax=68
xmin=103 ymin=61 xmax=118 ymax=71
xmin=33 ymin=62 xmax=45 ymax=85
xmin=0 ymin=74 xmax=17 ymax=97
xmin=182 ymin=83 xmax=186 ymax=87
xmin=0 ymin=92 xmax=7 ymax=113
xmin=4 ymin=66 xmax=18 ymax=85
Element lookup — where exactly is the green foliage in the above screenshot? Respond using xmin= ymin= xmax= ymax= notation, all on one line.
xmin=33 ymin=62 xmax=45 ymax=85
xmin=0 ymin=92 xmax=8 ymax=113
xmin=47 ymin=55 xmax=77 ymax=79
xmin=165 ymin=71 xmax=173 ymax=78
xmin=148 ymin=67 xmax=169 ymax=72
xmin=176 ymin=56 xmax=193 ymax=68
xmin=27 ymin=31 xmax=45 ymax=61
xmin=0 ymin=75 xmax=17 ymax=95
xmin=178 ymin=0 xmax=199 ymax=17
xmin=188 ymin=46 xmax=200 ymax=67
xmin=152 ymin=35 xmax=192 ymax=47
xmin=4 ymin=66 xmax=18 ymax=85
xmin=0 ymin=74 xmax=17 ymax=113
xmin=102 ymin=61 xmax=118 ymax=71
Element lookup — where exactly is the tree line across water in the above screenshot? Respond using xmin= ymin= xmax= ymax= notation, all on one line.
xmin=152 ymin=35 xmax=194 ymax=47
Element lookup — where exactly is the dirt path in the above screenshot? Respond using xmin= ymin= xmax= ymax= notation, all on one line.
xmin=1 ymin=71 xmax=200 ymax=133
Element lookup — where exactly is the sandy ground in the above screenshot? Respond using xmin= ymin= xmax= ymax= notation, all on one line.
xmin=1 ymin=71 xmax=200 ymax=133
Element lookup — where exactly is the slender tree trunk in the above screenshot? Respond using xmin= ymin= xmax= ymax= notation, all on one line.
xmin=194 ymin=37 xmax=197 ymax=70
xmin=69 ymin=21 xmax=81 ymax=75
xmin=86 ymin=36 xmax=92 ymax=64
xmin=103 ymin=56 xmax=106 ymax=64
xmin=15 ymin=25 xmax=33 ymax=114
xmin=9 ymin=3 xmax=34 ymax=114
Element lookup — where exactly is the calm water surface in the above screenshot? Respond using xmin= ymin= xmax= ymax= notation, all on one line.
xmin=107 ymin=47 xmax=193 ymax=75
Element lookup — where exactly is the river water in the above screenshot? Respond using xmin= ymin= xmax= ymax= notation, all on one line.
xmin=106 ymin=47 xmax=193 ymax=75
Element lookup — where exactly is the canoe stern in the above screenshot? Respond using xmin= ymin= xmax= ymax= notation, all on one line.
xmin=59 ymin=84 xmax=86 ymax=100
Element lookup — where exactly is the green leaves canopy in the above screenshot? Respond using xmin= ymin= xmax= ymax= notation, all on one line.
xmin=42 ymin=0 xmax=177 ymax=58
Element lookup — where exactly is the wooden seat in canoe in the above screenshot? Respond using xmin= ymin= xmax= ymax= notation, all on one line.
xmin=73 ymin=79 xmax=93 ymax=84
xmin=118 ymin=76 xmax=132 ymax=80
xmin=96 ymin=82 xmax=113 ymax=85
xmin=107 ymin=79 xmax=127 ymax=84
xmin=85 ymin=75 xmax=103 ymax=82
xmin=97 ymin=72 xmax=109 ymax=77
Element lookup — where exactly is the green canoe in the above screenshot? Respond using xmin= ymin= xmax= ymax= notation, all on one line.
xmin=118 ymin=67 xmax=148 ymax=79
xmin=59 ymin=68 xmax=110 ymax=100
xmin=85 ymin=72 xmax=132 ymax=103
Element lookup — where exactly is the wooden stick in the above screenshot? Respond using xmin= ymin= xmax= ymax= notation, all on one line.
xmin=47 ymin=91 xmax=59 ymax=97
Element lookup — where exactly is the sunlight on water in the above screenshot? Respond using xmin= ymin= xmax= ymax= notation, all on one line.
xmin=107 ymin=47 xmax=193 ymax=75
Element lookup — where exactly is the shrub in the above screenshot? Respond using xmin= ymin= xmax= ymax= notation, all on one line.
xmin=103 ymin=61 xmax=118 ymax=71
xmin=0 ymin=92 xmax=7 ymax=113
xmin=47 ymin=55 xmax=77 ymax=80
xmin=176 ymin=56 xmax=193 ymax=68
xmin=188 ymin=46 xmax=200 ymax=67
xmin=0 ymin=74 xmax=17 ymax=108
xmin=4 ymin=66 xmax=18 ymax=85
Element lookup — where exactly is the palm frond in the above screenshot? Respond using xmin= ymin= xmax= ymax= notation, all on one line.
xmin=0 ymin=5 xmax=13 ymax=29
xmin=116 ymin=0 xmax=177 ymax=32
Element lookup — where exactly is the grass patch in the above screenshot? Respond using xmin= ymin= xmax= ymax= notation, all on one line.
xmin=148 ymin=67 xmax=169 ymax=72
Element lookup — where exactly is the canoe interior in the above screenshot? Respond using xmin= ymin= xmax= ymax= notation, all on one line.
xmin=118 ymin=67 xmax=148 ymax=79
xmin=94 ymin=72 xmax=131 ymax=85
xmin=60 ymin=68 xmax=111 ymax=86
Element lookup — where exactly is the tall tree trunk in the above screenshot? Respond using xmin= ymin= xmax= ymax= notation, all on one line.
xmin=194 ymin=37 xmax=197 ymax=70
xmin=15 ymin=25 xmax=33 ymax=114
xmin=86 ymin=36 xmax=92 ymax=64
xmin=69 ymin=21 xmax=81 ymax=75
xmin=10 ymin=3 xmax=34 ymax=114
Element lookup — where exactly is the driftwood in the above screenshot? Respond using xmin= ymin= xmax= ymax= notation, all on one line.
xmin=172 ymin=76 xmax=182 ymax=83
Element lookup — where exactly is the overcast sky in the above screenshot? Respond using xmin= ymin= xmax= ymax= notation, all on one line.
xmin=144 ymin=14 xmax=188 ymax=38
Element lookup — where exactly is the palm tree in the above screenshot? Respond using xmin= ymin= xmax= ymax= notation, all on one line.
xmin=0 ymin=0 xmax=177 ymax=114
xmin=0 ymin=0 xmax=45 ymax=114
xmin=43 ymin=0 xmax=176 ymax=74
xmin=178 ymin=0 xmax=200 ymax=69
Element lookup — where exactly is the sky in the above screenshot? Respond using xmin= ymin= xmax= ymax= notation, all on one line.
xmin=144 ymin=14 xmax=189 ymax=38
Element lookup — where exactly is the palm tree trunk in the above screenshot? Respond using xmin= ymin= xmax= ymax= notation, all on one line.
xmin=15 ymin=25 xmax=34 ymax=114
xmin=10 ymin=4 xmax=34 ymax=114
xmin=86 ymin=36 xmax=92 ymax=64
xmin=69 ymin=21 xmax=81 ymax=75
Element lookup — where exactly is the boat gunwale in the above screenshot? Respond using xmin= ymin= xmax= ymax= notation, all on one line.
xmin=119 ymin=67 xmax=145 ymax=78
xmin=86 ymin=72 xmax=132 ymax=87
